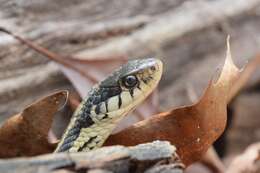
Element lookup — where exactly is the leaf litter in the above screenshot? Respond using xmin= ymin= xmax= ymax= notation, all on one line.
xmin=1 ymin=27 xmax=260 ymax=172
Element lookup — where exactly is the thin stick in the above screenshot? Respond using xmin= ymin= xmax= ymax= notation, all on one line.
xmin=0 ymin=27 xmax=99 ymax=83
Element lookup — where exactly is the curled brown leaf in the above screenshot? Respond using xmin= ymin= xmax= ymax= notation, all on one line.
xmin=0 ymin=90 xmax=68 ymax=158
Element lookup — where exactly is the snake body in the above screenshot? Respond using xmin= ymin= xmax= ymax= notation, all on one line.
xmin=55 ymin=58 xmax=163 ymax=152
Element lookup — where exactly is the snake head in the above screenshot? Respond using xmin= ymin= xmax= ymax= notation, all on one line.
xmin=55 ymin=58 xmax=163 ymax=153
xmin=92 ymin=58 xmax=163 ymax=115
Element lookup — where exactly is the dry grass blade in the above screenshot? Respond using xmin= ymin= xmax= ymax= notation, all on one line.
xmin=106 ymin=37 xmax=241 ymax=165
xmin=0 ymin=27 xmax=125 ymax=83
xmin=0 ymin=90 xmax=68 ymax=158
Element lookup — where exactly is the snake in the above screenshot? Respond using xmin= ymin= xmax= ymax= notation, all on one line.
xmin=55 ymin=58 xmax=163 ymax=153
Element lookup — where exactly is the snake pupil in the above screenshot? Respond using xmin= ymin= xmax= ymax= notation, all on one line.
xmin=123 ymin=75 xmax=138 ymax=88
xmin=150 ymin=66 xmax=156 ymax=71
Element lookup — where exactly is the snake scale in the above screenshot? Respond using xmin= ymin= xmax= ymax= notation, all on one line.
xmin=55 ymin=58 xmax=163 ymax=152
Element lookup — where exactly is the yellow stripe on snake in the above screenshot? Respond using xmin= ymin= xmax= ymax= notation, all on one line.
xmin=55 ymin=58 xmax=163 ymax=152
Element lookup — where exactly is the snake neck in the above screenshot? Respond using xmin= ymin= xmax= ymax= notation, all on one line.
xmin=55 ymin=97 xmax=129 ymax=152
xmin=54 ymin=99 xmax=93 ymax=152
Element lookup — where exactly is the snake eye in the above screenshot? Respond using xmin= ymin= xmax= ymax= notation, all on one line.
xmin=150 ymin=65 xmax=156 ymax=71
xmin=122 ymin=75 xmax=138 ymax=88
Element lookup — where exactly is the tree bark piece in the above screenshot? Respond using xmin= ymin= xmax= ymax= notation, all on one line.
xmin=0 ymin=141 xmax=184 ymax=173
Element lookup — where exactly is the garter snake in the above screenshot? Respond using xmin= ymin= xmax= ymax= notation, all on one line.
xmin=55 ymin=58 xmax=163 ymax=152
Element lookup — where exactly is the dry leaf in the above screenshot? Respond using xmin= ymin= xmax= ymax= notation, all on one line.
xmin=105 ymin=37 xmax=241 ymax=166
xmin=187 ymin=49 xmax=260 ymax=173
xmin=0 ymin=90 xmax=68 ymax=158
xmin=185 ymin=83 xmax=226 ymax=173
xmin=227 ymin=143 xmax=260 ymax=173
xmin=0 ymin=27 xmax=159 ymax=132
xmin=187 ymin=86 xmax=226 ymax=173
